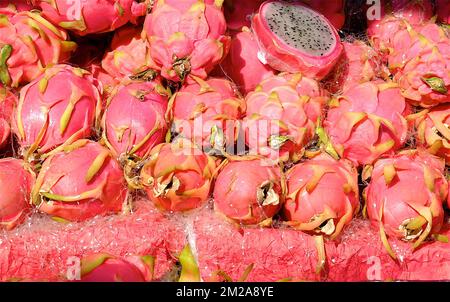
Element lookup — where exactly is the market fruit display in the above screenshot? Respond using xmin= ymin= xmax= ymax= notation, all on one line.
xmin=1 ymin=0 xmax=450 ymax=282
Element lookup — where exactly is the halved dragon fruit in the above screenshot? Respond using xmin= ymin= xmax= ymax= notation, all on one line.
xmin=252 ymin=0 xmax=343 ymax=79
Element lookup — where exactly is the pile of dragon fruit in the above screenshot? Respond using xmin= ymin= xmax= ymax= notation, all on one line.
xmin=0 ymin=0 xmax=449 ymax=282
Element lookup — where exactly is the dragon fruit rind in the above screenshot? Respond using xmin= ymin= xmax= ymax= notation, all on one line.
xmin=102 ymin=26 xmax=155 ymax=82
xmin=414 ymin=104 xmax=450 ymax=164
xmin=103 ymin=79 xmax=169 ymax=160
xmin=223 ymin=0 xmax=265 ymax=31
xmin=38 ymin=0 xmax=149 ymax=36
xmin=167 ymin=76 xmax=245 ymax=155
xmin=323 ymin=81 xmax=411 ymax=167
xmin=79 ymin=253 xmax=155 ymax=282
xmin=284 ymin=152 xmax=359 ymax=238
xmin=366 ymin=150 xmax=447 ymax=259
xmin=214 ymin=159 xmax=285 ymax=225
xmin=14 ymin=65 xmax=101 ymax=161
xmin=0 ymin=158 xmax=34 ymax=230
xmin=32 ymin=140 xmax=128 ymax=222
xmin=251 ymin=0 xmax=343 ymax=79
xmin=302 ymin=0 xmax=345 ymax=30
xmin=219 ymin=27 xmax=275 ymax=94
xmin=0 ymin=83 xmax=16 ymax=148
xmin=143 ymin=0 xmax=230 ymax=82
xmin=0 ymin=11 xmax=76 ymax=88
xmin=284 ymin=152 xmax=359 ymax=273
xmin=325 ymin=40 xmax=388 ymax=94
xmin=389 ymin=23 xmax=450 ymax=107
xmin=102 ymin=79 xmax=169 ymax=188
xmin=244 ymin=73 xmax=329 ymax=163
xmin=140 ymin=140 xmax=217 ymax=212
xmin=0 ymin=0 xmax=34 ymax=15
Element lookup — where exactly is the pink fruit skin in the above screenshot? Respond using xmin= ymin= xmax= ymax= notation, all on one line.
xmin=14 ymin=65 xmax=101 ymax=157
xmin=220 ymin=27 xmax=275 ymax=94
xmin=89 ymin=64 xmax=119 ymax=100
xmin=324 ymin=81 xmax=411 ymax=167
xmin=0 ymin=11 xmax=76 ymax=88
xmin=0 ymin=158 xmax=34 ymax=230
xmin=437 ymin=0 xmax=450 ymax=24
xmin=213 ymin=159 xmax=284 ymax=225
xmin=102 ymin=26 xmax=153 ymax=81
xmin=223 ymin=0 xmax=265 ymax=31
xmin=142 ymin=0 xmax=230 ymax=82
xmin=284 ymin=153 xmax=359 ymax=238
xmin=140 ymin=141 xmax=217 ymax=212
xmin=0 ymin=84 xmax=16 ymax=148
xmin=302 ymin=0 xmax=345 ymax=30
xmin=244 ymin=73 xmax=329 ymax=162
xmin=251 ymin=1 xmax=343 ymax=79
xmin=103 ymin=80 xmax=169 ymax=159
xmin=326 ymin=40 xmax=387 ymax=94
xmin=37 ymin=0 xmax=149 ymax=36
xmin=168 ymin=76 xmax=245 ymax=152
xmin=34 ymin=140 xmax=127 ymax=222
xmin=80 ymin=254 xmax=146 ymax=282
xmin=0 ymin=0 xmax=34 ymax=14
xmin=414 ymin=104 xmax=450 ymax=164
xmin=389 ymin=23 xmax=450 ymax=107
xmin=366 ymin=151 xmax=447 ymax=241
xmin=367 ymin=0 xmax=433 ymax=33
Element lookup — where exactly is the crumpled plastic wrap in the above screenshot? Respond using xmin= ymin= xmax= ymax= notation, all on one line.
xmin=1 ymin=197 xmax=450 ymax=281
xmin=0 ymin=198 xmax=185 ymax=281
xmin=190 ymin=207 xmax=450 ymax=281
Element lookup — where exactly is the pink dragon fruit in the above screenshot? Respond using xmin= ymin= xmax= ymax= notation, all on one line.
xmin=437 ymin=0 xmax=450 ymax=24
xmin=0 ymin=158 xmax=34 ymax=230
xmin=89 ymin=64 xmax=118 ymax=100
xmin=284 ymin=152 xmax=359 ymax=237
xmin=0 ymin=83 xmax=16 ymax=148
xmin=367 ymin=0 xmax=434 ymax=33
xmin=79 ymin=253 xmax=155 ymax=282
xmin=102 ymin=79 xmax=169 ymax=187
xmin=251 ymin=0 xmax=343 ymax=79
xmin=140 ymin=140 xmax=217 ymax=212
xmin=325 ymin=40 xmax=388 ymax=94
xmin=14 ymin=64 xmax=101 ymax=161
xmin=0 ymin=0 xmax=34 ymax=14
xmin=388 ymin=23 xmax=450 ymax=107
xmin=413 ymin=104 xmax=450 ymax=164
xmin=223 ymin=0 xmax=265 ymax=31
xmin=32 ymin=139 xmax=128 ymax=222
xmin=213 ymin=159 xmax=285 ymax=225
xmin=283 ymin=152 xmax=359 ymax=273
xmin=142 ymin=0 xmax=230 ymax=82
xmin=37 ymin=0 xmax=149 ymax=36
xmin=102 ymin=79 xmax=169 ymax=160
xmin=0 ymin=11 xmax=76 ymax=88
xmin=219 ymin=27 xmax=275 ymax=94
xmin=323 ymin=81 xmax=411 ymax=167
xmin=102 ymin=26 xmax=155 ymax=81
xmin=302 ymin=0 xmax=345 ymax=30
xmin=167 ymin=76 xmax=246 ymax=154
xmin=365 ymin=150 xmax=447 ymax=259
xmin=244 ymin=73 xmax=329 ymax=163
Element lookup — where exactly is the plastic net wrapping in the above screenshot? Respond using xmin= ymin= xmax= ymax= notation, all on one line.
xmin=0 ymin=198 xmax=185 ymax=281
xmin=2 ymin=197 xmax=450 ymax=281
